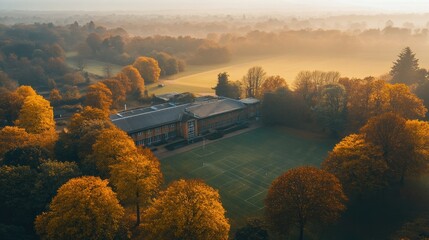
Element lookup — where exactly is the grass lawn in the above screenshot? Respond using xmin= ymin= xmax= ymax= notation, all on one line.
xmin=160 ymin=126 xmax=337 ymax=228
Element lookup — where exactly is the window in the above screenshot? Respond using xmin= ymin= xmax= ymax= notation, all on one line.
xmin=138 ymin=132 xmax=142 ymax=136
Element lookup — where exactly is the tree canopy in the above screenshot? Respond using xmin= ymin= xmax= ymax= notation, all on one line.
xmin=35 ymin=176 xmax=124 ymax=240
xmin=132 ymin=56 xmax=161 ymax=84
xmin=141 ymin=179 xmax=230 ymax=240
xmin=265 ymin=166 xmax=347 ymax=240
xmin=110 ymin=148 xmax=163 ymax=226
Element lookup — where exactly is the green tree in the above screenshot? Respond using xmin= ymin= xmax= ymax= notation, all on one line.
xmin=0 ymin=165 xmax=37 ymax=227
xmin=141 ymin=179 xmax=230 ymax=240
xmin=2 ymin=146 xmax=50 ymax=169
xmin=110 ymin=149 xmax=163 ymax=226
xmin=35 ymin=176 xmax=124 ymax=240
xmin=234 ymin=218 xmax=269 ymax=240
xmin=314 ymin=83 xmax=347 ymax=136
xmin=390 ymin=47 xmax=422 ymax=85
xmin=265 ymin=166 xmax=347 ymax=240
xmin=213 ymin=72 xmax=241 ymax=98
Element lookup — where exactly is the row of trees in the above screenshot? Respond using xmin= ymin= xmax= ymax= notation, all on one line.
xmin=0 ymin=85 xmax=232 ymax=239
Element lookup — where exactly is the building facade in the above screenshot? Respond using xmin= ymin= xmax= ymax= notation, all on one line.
xmin=111 ymin=96 xmax=260 ymax=147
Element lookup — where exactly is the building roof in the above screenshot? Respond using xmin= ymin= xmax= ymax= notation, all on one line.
xmin=185 ymin=98 xmax=246 ymax=119
xmin=111 ymin=103 xmax=190 ymax=133
xmin=110 ymin=97 xmax=247 ymax=133
xmin=240 ymin=98 xmax=260 ymax=104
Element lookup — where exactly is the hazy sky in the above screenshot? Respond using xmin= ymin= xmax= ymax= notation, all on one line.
xmin=1 ymin=0 xmax=429 ymax=13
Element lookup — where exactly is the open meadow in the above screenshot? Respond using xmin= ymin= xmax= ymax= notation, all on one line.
xmin=66 ymin=52 xmax=404 ymax=96
xmin=146 ymin=52 xmax=407 ymax=95
xmin=160 ymin=126 xmax=336 ymax=228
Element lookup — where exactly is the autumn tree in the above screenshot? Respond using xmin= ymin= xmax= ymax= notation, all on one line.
xmin=141 ymin=179 xmax=230 ymax=240
xmin=1 ymin=85 xmax=38 ymax=124
xmin=115 ymin=72 xmax=132 ymax=93
xmin=54 ymin=107 xmax=113 ymax=163
xmin=390 ymin=47 xmax=422 ymax=85
xmin=133 ymin=56 xmax=161 ymax=84
xmin=121 ymin=65 xmax=145 ymax=96
xmin=86 ymin=127 xmax=137 ymax=178
xmin=242 ymin=66 xmax=266 ymax=98
xmin=35 ymin=176 xmax=124 ymax=240
xmin=261 ymin=75 xmax=288 ymax=95
xmin=361 ymin=113 xmax=429 ymax=183
xmin=265 ymin=166 xmax=347 ymax=240
xmin=110 ymin=148 xmax=163 ymax=226
xmin=84 ymin=82 xmax=113 ymax=112
xmin=48 ymin=89 xmax=62 ymax=104
xmin=16 ymin=95 xmax=55 ymax=134
xmin=101 ymin=79 xmax=126 ymax=109
xmin=341 ymin=78 xmax=426 ymax=131
xmin=0 ymin=126 xmax=32 ymax=156
xmin=322 ymin=134 xmax=388 ymax=196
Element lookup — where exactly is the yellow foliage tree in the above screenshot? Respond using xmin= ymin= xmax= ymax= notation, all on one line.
xmin=35 ymin=176 xmax=124 ymax=240
xmin=265 ymin=166 xmax=347 ymax=240
xmin=16 ymin=95 xmax=55 ymax=134
xmin=0 ymin=126 xmax=32 ymax=156
xmin=84 ymin=82 xmax=113 ymax=112
xmin=342 ymin=78 xmax=426 ymax=131
xmin=115 ymin=72 xmax=132 ymax=93
xmin=15 ymin=85 xmax=37 ymax=99
xmin=101 ymin=79 xmax=126 ymax=109
xmin=110 ymin=148 xmax=163 ymax=226
xmin=141 ymin=179 xmax=230 ymax=240
xmin=132 ymin=56 xmax=161 ymax=84
xmin=322 ymin=134 xmax=388 ymax=196
xmin=86 ymin=127 xmax=137 ymax=178
xmin=121 ymin=65 xmax=145 ymax=96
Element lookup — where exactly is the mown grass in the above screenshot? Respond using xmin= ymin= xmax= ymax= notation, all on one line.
xmin=160 ymin=126 xmax=336 ymax=228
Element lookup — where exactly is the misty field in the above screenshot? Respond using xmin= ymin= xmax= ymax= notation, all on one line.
xmin=160 ymin=126 xmax=336 ymax=227
xmin=66 ymin=53 xmax=123 ymax=76
xmin=154 ymin=53 xmax=397 ymax=95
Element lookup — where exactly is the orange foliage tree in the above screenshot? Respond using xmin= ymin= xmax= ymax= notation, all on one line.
xmin=84 ymin=82 xmax=113 ymax=112
xmin=35 ymin=176 xmax=124 ymax=240
xmin=0 ymin=126 xmax=32 ymax=156
xmin=141 ymin=179 xmax=230 ymax=240
xmin=265 ymin=166 xmax=347 ymax=240
xmin=121 ymin=65 xmax=145 ymax=96
xmin=86 ymin=127 xmax=137 ymax=178
xmin=110 ymin=148 xmax=163 ymax=226
xmin=322 ymin=134 xmax=388 ymax=196
xmin=132 ymin=56 xmax=161 ymax=84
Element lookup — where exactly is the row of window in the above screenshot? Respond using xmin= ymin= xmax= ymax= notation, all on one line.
xmin=134 ymin=124 xmax=176 ymax=138
xmin=135 ymin=132 xmax=177 ymax=146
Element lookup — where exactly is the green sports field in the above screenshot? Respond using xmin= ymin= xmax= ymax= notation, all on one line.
xmin=160 ymin=126 xmax=337 ymax=227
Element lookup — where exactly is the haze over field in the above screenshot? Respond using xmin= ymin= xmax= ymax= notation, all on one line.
xmin=2 ymin=0 xmax=429 ymax=13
